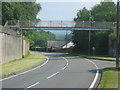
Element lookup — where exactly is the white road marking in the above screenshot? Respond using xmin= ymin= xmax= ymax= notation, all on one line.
xmin=61 ymin=66 xmax=67 ymax=70
xmin=62 ymin=57 xmax=69 ymax=66
xmin=66 ymin=60 xmax=68 ymax=63
xmin=65 ymin=59 xmax=68 ymax=66
xmin=1 ymin=57 xmax=49 ymax=81
xmin=25 ymin=82 xmax=39 ymax=89
xmin=66 ymin=62 xmax=68 ymax=66
xmin=85 ymin=59 xmax=99 ymax=89
xmin=47 ymin=72 xmax=59 ymax=79
xmin=46 ymin=57 xmax=69 ymax=79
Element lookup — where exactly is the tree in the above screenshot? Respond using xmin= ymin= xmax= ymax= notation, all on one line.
xmin=73 ymin=7 xmax=90 ymax=54
xmin=91 ymin=1 xmax=116 ymax=55
xmin=2 ymin=2 xmax=41 ymax=49
xmin=2 ymin=2 xmax=41 ymax=25
xmin=74 ymin=7 xmax=89 ymax=22
xmin=73 ymin=1 xmax=116 ymax=55
xmin=73 ymin=30 xmax=89 ymax=54
xmin=31 ymin=31 xmax=56 ymax=49
xmin=65 ymin=33 xmax=72 ymax=41
xmin=92 ymin=1 xmax=116 ymax=21
xmin=95 ymin=31 xmax=109 ymax=55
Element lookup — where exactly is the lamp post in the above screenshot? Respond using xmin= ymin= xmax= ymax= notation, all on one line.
xmin=116 ymin=0 xmax=120 ymax=68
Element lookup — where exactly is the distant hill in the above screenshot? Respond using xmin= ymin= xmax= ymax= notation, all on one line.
xmin=56 ymin=34 xmax=65 ymax=40
xmin=49 ymin=30 xmax=71 ymax=40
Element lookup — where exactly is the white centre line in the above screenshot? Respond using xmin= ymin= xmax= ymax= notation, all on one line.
xmin=47 ymin=72 xmax=59 ymax=79
xmin=25 ymin=82 xmax=39 ymax=89
xmin=46 ymin=57 xmax=69 ymax=79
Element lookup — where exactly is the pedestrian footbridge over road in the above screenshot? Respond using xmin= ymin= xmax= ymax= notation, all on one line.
xmin=4 ymin=20 xmax=116 ymax=31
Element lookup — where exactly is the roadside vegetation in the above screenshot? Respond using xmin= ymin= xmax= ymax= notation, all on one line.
xmin=72 ymin=1 xmax=119 ymax=88
xmin=69 ymin=53 xmax=119 ymax=88
xmin=73 ymin=1 xmax=116 ymax=55
xmin=0 ymin=53 xmax=47 ymax=78
xmin=69 ymin=53 xmax=117 ymax=61
xmin=99 ymin=67 xmax=119 ymax=88
xmin=30 ymin=30 xmax=56 ymax=50
xmin=2 ymin=2 xmax=57 ymax=51
xmin=78 ymin=54 xmax=117 ymax=61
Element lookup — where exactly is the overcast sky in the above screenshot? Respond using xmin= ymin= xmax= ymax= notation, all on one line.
xmin=36 ymin=0 xmax=117 ymax=21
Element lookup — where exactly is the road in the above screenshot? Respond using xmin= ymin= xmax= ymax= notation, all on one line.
xmin=1 ymin=52 xmax=115 ymax=89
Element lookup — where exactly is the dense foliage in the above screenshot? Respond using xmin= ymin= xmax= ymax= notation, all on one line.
xmin=2 ymin=2 xmax=41 ymax=25
xmin=31 ymin=31 xmax=56 ymax=49
xmin=73 ymin=1 xmax=116 ymax=55
xmin=65 ymin=33 xmax=72 ymax=41
xmin=2 ymin=2 xmax=56 ymax=49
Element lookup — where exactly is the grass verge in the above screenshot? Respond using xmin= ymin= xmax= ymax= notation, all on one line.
xmin=69 ymin=53 xmax=117 ymax=61
xmin=0 ymin=53 xmax=47 ymax=78
xmin=79 ymin=55 xmax=116 ymax=61
xmin=99 ymin=67 xmax=120 ymax=88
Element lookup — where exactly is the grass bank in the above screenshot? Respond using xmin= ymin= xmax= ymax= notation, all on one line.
xmin=79 ymin=55 xmax=116 ymax=61
xmin=0 ymin=53 xmax=47 ymax=78
xmin=99 ymin=67 xmax=119 ymax=88
xmin=69 ymin=53 xmax=117 ymax=61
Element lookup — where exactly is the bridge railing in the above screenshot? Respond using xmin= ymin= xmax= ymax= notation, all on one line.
xmin=75 ymin=21 xmax=116 ymax=28
xmin=4 ymin=20 xmax=117 ymax=29
xmin=37 ymin=21 xmax=76 ymax=27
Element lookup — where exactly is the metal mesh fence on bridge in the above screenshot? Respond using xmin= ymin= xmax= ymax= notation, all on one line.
xmin=5 ymin=20 xmax=119 ymax=31
xmin=4 ymin=20 xmax=117 ymax=29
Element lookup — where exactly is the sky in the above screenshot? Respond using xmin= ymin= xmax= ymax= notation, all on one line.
xmin=36 ymin=0 xmax=117 ymax=21
xmin=36 ymin=2 xmax=100 ymax=21
xmin=35 ymin=0 xmax=117 ymax=40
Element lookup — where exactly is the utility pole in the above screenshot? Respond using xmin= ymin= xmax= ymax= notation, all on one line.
xmin=88 ymin=10 xmax=91 ymax=55
xmin=116 ymin=0 xmax=120 ymax=68
xmin=66 ymin=30 xmax=68 ymax=53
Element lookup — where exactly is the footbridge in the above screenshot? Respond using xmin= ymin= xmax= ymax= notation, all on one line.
xmin=4 ymin=20 xmax=116 ymax=31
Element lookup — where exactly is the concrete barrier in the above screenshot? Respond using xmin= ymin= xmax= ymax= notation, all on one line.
xmin=0 ymin=26 xmax=29 ymax=64
xmin=23 ymin=40 xmax=29 ymax=56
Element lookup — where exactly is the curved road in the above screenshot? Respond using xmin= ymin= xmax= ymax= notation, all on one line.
xmin=1 ymin=52 xmax=115 ymax=89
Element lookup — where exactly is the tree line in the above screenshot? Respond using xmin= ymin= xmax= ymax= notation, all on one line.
xmin=73 ymin=1 xmax=116 ymax=55
xmin=2 ymin=2 xmax=56 ymax=49
xmin=2 ymin=1 xmax=118 ymax=54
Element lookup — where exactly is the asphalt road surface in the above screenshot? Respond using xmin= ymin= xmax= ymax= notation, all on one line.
xmin=1 ymin=52 xmax=115 ymax=89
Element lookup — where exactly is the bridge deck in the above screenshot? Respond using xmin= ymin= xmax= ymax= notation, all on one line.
xmin=20 ymin=26 xmax=112 ymax=31
xmin=5 ymin=20 xmax=115 ymax=31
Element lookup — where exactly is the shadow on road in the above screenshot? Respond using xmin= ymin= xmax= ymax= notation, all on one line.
xmin=88 ymin=69 xmax=102 ymax=74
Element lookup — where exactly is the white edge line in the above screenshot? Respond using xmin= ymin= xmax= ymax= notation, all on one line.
xmin=1 ymin=57 xmax=49 ymax=81
xmin=26 ymin=82 xmax=39 ymax=89
xmin=85 ymin=59 xmax=99 ymax=89
xmin=62 ymin=57 xmax=69 ymax=65
xmin=66 ymin=62 xmax=68 ymax=66
xmin=47 ymin=72 xmax=59 ymax=79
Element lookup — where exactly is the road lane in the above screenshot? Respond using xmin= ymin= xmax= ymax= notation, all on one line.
xmin=2 ymin=54 xmax=66 ymax=88
xmin=1 ymin=52 xmax=115 ymax=89
xmin=31 ymin=56 xmax=98 ymax=88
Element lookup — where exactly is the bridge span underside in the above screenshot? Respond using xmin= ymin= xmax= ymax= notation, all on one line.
xmin=20 ymin=27 xmax=112 ymax=31
xmin=5 ymin=20 xmax=115 ymax=31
